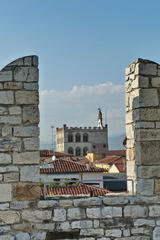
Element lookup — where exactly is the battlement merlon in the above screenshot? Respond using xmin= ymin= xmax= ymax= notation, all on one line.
xmin=56 ymin=124 xmax=108 ymax=131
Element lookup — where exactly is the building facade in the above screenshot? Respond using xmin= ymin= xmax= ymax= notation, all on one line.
xmin=56 ymin=124 xmax=108 ymax=157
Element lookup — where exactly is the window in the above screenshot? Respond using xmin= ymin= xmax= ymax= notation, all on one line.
xmin=76 ymin=147 xmax=81 ymax=156
xmin=68 ymin=147 xmax=74 ymax=155
xmin=83 ymin=147 xmax=88 ymax=156
xmin=83 ymin=133 xmax=88 ymax=142
xmin=75 ymin=133 xmax=81 ymax=142
xmin=68 ymin=133 xmax=73 ymax=142
xmin=93 ymin=145 xmax=96 ymax=149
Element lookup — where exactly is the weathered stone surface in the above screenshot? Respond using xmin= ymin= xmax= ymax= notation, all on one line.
xmin=30 ymin=232 xmax=46 ymax=240
xmin=38 ymin=200 xmax=58 ymax=208
xmin=153 ymin=227 xmax=160 ymax=240
xmin=151 ymin=77 xmax=160 ymax=87
xmin=102 ymin=207 xmax=122 ymax=218
xmin=137 ymin=179 xmax=154 ymax=195
xmin=10 ymin=201 xmax=31 ymax=209
xmin=0 ymin=211 xmax=20 ymax=224
xmin=86 ymin=208 xmax=101 ymax=218
xmin=14 ymin=66 xmax=38 ymax=82
xmin=15 ymin=232 xmax=30 ymax=240
xmin=134 ymin=219 xmax=155 ymax=227
xmin=105 ymin=229 xmax=122 ymax=237
xmin=0 ymin=184 xmax=12 ymax=202
xmin=23 ymin=138 xmax=39 ymax=151
xmin=0 ymin=91 xmax=14 ymax=104
xmin=136 ymin=129 xmax=160 ymax=141
xmin=12 ymin=223 xmax=33 ymax=232
xmin=138 ymin=166 xmax=160 ymax=178
xmin=0 ymin=107 xmax=8 ymax=115
xmin=80 ymin=228 xmax=104 ymax=236
xmin=103 ymin=196 xmax=129 ymax=205
xmin=0 ymin=137 xmax=21 ymax=152
xmin=0 ymin=153 xmax=11 ymax=164
xmin=71 ymin=220 xmax=92 ymax=229
xmin=21 ymin=210 xmax=52 ymax=223
xmin=137 ymin=62 xmax=157 ymax=76
xmin=68 ymin=208 xmax=86 ymax=220
xmin=13 ymin=126 xmax=39 ymax=137
xmin=15 ymin=91 xmax=39 ymax=105
xmin=53 ymin=208 xmax=66 ymax=221
xmin=13 ymin=151 xmax=39 ymax=164
xmin=0 ymin=203 xmax=9 ymax=210
xmin=24 ymin=82 xmax=38 ymax=90
xmin=155 ymin=179 xmax=160 ymax=194
xmin=58 ymin=199 xmax=73 ymax=207
xmin=13 ymin=183 xmax=40 ymax=200
xmin=74 ymin=197 xmax=102 ymax=207
xmin=9 ymin=106 xmax=21 ymax=115
xmin=0 ymin=116 xmax=21 ymax=125
xmin=23 ymin=106 xmax=39 ymax=124
xmin=24 ymin=56 xmax=32 ymax=66
xmin=124 ymin=205 xmax=147 ymax=218
xmin=20 ymin=166 xmax=39 ymax=182
xmin=34 ymin=223 xmax=55 ymax=231
xmin=3 ymin=172 xmax=19 ymax=182
xmin=0 ymin=71 xmax=12 ymax=82
xmin=4 ymin=82 xmax=22 ymax=90
xmin=2 ymin=126 xmax=12 ymax=137
xmin=149 ymin=205 xmax=160 ymax=217
xmin=0 ymin=235 xmax=14 ymax=240
xmin=0 ymin=225 xmax=11 ymax=234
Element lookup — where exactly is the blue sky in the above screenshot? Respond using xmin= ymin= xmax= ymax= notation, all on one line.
xmin=0 ymin=0 xmax=160 ymax=149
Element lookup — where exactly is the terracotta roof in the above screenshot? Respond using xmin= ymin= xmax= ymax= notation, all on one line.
xmin=41 ymin=184 xmax=110 ymax=198
xmin=95 ymin=156 xmax=126 ymax=173
xmin=40 ymin=159 xmax=104 ymax=174
xmin=107 ymin=150 xmax=126 ymax=157
xmin=40 ymin=150 xmax=73 ymax=158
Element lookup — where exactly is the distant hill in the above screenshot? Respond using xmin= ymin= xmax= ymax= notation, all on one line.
xmin=108 ymin=134 xmax=125 ymax=150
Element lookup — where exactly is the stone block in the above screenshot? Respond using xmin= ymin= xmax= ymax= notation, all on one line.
xmin=101 ymin=207 xmax=122 ymax=218
xmin=136 ymin=141 xmax=160 ymax=165
xmin=80 ymin=228 xmax=104 ymax=236
xmin=38 ymin=200 xmax=58 ymax=208
xmin=151 ymin=77 xmax=160 ymax=87
xmin=32 ymin=56 xmax=38 ymax=66
xmin=71 ymin=220 xmax=92 ymax=229
xmin=137 ymin=179 xmax=154 ymax=195
xmin=30 ymin=232 xmax=46 ymax=240
xmin=4 ymin=172 xmax=19 ymax=182
xmin=136 ymin=129 xmax=160 ymax=141
xmin=136 ymin=108 xmax=160 ymax=121
xmin=21 ymin=210 xmax=52 ymax=223
xmin=0 ymin=153 xmax=11 ymax=164
xmin=20 ymin=165 xmax=39 ymax=182
xmin=2 ymin=126 xmax=12 ymax=137
xmin=0 ymin=184 xmax=12 ymax=202
xmin=0 ymin=203 xmax=9 ymax=210
xmin=136 ymin=121 xmax=155 ymax=129
xmin=15 ymin=232 xmax=30 ymax=240
xmin=0 ymin=225 xmax=10 ymax=234
xmin=12 ymin=223 xmax=33 ymax=232
xmin=0 ymin=137 xmax=21 ymax=152
xmin=0 ymin=210 xmax=20 ymax=224
xmin=23 ymin=137 xmax=39 ymax=151
xmin=23 ymin=106 xmax=39 ymax=124
xmin=10 ymin=201 xmax=31 ymax=209
xmin=34 ymin=223 xmax=55 ymax=231
xmin=73 ymin=197 xmax=102 ymax=207
xmin=4 ymin=82 xmax=22 ymax=90
xmin=13 ymin=151 xmax=39 ymax=164
xmin=15 ymin=91 xmax=39 ymax=105
xmin=124 ymin=205 xmax=148 ymax=218
xmin=86 ymin=207 xmax=101 ymax=218
xmin=0 ymin=116 xmax=21 ymax=125
xmin=9 ymin=106 xmax=21 ymax=115
xmin=0 ymin=107 xmax=8 ymax=115
xmin=153 ymin=227 xmax=160 ymax=240
xmin=136 ymin=62 xmax=157 ymax=76
xmin=13 ymin=183 xmax=41 ymax=201
xmin=0 ymin=91 xmax=14 ymax=104
xmin=13 ymin=126 xmax=39 ymax=137
xmin=14 ymin=66 xmax=38 ymax=82
xmin=134 ymin=219 xmax=155 ymax=227
xmin=67 ymin=208 xmax=86 ymax=220
xmin=24 ymin=56 xmax=32 ymax=66
xmin=139 ymin=88 xmax=159 ymax=107
xmin=105 ymin=229 xmax=122 ymax=237
xmin=127 ymin=148 xmax=135 ymax=161
xmin=149 ymin=205 xmax=160 ymax=217
xmin=138 ymin=166 xmax=160 ymax=178
xmin=0 ymin=235 xmax=14 ymax=240
xmin=155 ymin=179 xmax=160 ymax=194
xmin=0 ymin=71 xmax=12 ymax=82
xmin=103 ymin=196 xmax=129 ymax=205
xmin=53 ymin=208 xmax=66 ymax=221
xmin=24 ymin=82 xmax=38 ymax=90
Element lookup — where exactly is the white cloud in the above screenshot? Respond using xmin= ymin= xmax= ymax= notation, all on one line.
xmin=40 ymin=82 xmax=125 ymax=149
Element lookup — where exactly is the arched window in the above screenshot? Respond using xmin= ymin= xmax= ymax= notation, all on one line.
xmin=83 ymin=133 xmax=88 ymax=142
xmin=68 ymin=147 xmax=74 ymax=155
xmin=83 ymin=147 xmax=88 ymax=156
xmin=75 ymin=133 xmax=81 ymax=142
xmin=68 ymin=133 xmax=73 ymax=142
xmin=76 ymin=147 xmax=81 ymax=156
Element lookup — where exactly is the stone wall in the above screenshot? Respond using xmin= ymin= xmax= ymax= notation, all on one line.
xmin=125 ymin=59 xmax=160 ymax=195
xmin=0 ymin=56 xmax=160 ymax=239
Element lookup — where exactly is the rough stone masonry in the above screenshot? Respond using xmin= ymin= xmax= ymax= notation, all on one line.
xmin=0 ymin=56 xmax=160 ymax=239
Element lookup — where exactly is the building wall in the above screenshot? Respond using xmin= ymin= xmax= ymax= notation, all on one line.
xmin=56 ymin=125 xmax=108 ymax=157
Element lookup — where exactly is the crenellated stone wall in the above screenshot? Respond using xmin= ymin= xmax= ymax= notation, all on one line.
xmin=126 ymin=59 xmax=160 ymax=195
xmin=1 ymin=56 xmax=160 ymax=239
